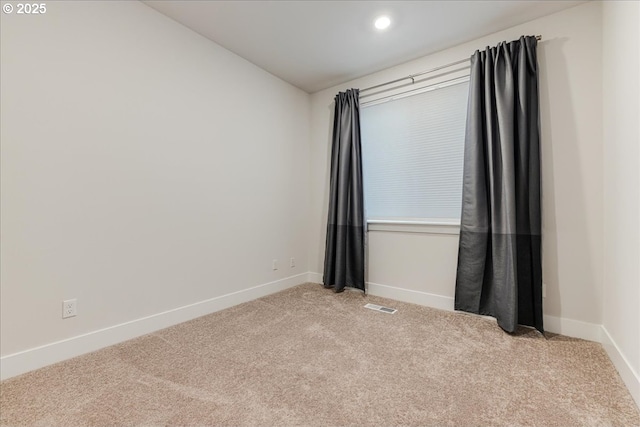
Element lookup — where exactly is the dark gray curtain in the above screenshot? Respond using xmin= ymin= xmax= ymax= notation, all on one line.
xmin=323 ymin=89 xmax=365 ymax=293
xmin=455 ymin=36 xmax=543 ymax=333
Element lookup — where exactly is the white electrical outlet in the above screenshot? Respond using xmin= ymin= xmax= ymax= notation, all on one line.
xmin=272 ymin=259 xmax=278 ymax=270
xmin=290 ymin=257 xmax=295 ymax=268
xmin=62 ymin=299 xmax=77 ymax=318
xmin=542 ymin=283 xmax=547 ymax=298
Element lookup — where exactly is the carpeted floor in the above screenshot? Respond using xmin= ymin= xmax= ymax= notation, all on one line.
xmin=1 ymin=283 xmax=638 ymax=426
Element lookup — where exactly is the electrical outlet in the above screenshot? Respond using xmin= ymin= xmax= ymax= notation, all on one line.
xmin=272 ymin=259 xmax=278 ymax=270
xmin=62 ymin=299 xmax=77 ymax=318
xmin=290 ymin=257 xmax=295 ymax=268
xmin=542 ymin=283 xmax=547 ymax=298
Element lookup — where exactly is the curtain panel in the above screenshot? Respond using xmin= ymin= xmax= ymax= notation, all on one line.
xmin=323 ymin=89 xmax=366 ymax=293
xmin=455 ymin=36 xmax=543 ymax=333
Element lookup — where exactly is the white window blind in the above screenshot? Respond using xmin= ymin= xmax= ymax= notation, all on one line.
xmin=361 ymin=80 xmax=469 ymax=222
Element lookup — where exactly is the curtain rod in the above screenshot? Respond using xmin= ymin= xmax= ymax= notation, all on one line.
xmin=360 ymin=35 xmax=542 ymax=94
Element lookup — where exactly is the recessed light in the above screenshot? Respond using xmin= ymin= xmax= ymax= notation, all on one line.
xmin=374 ymin=16 xmax=391 ymax=30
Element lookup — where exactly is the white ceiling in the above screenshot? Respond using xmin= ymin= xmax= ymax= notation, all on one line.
xmin=143 ymin=1 xmax=585 ymax=93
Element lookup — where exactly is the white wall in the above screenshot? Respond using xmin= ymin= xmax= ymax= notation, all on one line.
xmin=310 ymin=2 xmax=604 ymax=333
xmin=0 ymin=0 xmax=310 ymax=366
xmin=602 ymin=0 xmax=640 ymax=406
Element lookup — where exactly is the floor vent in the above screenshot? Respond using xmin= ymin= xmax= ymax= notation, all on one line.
xmin=364 ymin=303 xmax=397 ymax=314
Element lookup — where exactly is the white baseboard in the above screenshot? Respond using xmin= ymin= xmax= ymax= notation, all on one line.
xmin=366 ymin=281 xmax=455 ymax=312
xmin=0 ymin=273 xmax=308 ymax=381
xmin=307 ymin=274 xmax=453 ymax=311
xmin=543 ymin=314 xmax=603 ymax=342
xmin=308 ymin=273 xmax=602 ymax=342
xmin=601 ymin=326 xmax=640 ymax=408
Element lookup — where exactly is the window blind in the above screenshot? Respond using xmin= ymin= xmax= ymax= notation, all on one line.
xmin=361 ymin=80 xmax=469 ymax=221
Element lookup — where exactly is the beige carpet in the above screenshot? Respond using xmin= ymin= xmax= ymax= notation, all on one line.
xmin=1 ymin=283 xmax=638 ymax=426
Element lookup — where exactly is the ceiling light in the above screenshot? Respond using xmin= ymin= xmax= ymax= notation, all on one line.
xmin=374 ymin=16 xmax=391 ymax=30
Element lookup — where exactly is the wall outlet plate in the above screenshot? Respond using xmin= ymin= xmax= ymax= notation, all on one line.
xmin=62 ymin=299 xmax=77 ymax=318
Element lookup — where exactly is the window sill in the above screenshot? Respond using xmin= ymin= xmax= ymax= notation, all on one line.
xmin=367 ymin=219 xmax=460 ymax=235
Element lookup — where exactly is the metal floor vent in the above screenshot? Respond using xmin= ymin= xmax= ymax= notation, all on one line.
xmin=364 ymin=303 xmax=397 ymax=314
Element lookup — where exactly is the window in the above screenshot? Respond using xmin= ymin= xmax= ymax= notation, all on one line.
xmin=361 ymin=79 xmax=469 ymax=225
